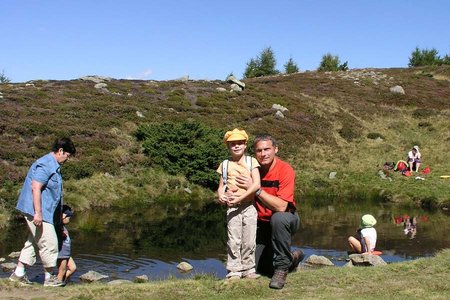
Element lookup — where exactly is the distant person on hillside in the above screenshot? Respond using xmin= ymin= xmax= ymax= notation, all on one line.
xmin=348 ymin=214 xmax=377 ymax=254
xmin=216 ymin=128 xmax=261 ymax=280
xmin=10 ymin=137 xmax=76 ymax=287
xmin=407 ymin=145 xmax=421 ymax=172
xmin=57 ymin=205 xmax=77 ymax=283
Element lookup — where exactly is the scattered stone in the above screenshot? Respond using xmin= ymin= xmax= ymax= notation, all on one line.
xmin=271 ymin=104 xmax=288 ymax=113
xmin=136 ymin=111 xmax=144 ymax=118
xmin=329 ymin=172 xmax=337 ymax=179
xmin=128 ymin=93 xmax=133 ymax=96
xmin=230 ymin=83 xmax=243 ymax=92
xmin=177 ymin=261 xmax=193 ymax=272
xmin=94 ymin=83 xmax=108 ymax=89
xmin=349 ymin=254 xmax=387 ymax=266
xmin=390 ymin=85 xmax=405 ymax=95
xmin=216 ymin=87 xmax=227 ymax=92
xmin=304 ymin=255 xmax=334 ymax=266
xmin=226 ymin=75 xmax=245 ymax=90
xmin=184 ymin=187 xmax=192 ymax=194
xmin=275 ymin=111 xmax=285 ymax=119
xmin=134 ymin=274 xmax=149 ymax=283
xmin=79 ymin=270 xmax=109 ymax=283
xmin=8 ymin=251 xmax=21 ymax=258
xmin=0 ymin=257 xmax=5 ymax=262
xmin=1 ymin=262 xmax=17 ymax=272
xmin=25 ymin=83 xmax=35 ymax=87
xmin=107 ymin=279 xmax=133 ymax=285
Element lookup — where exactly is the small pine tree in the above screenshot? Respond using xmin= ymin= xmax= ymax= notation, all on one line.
xmin=408 ymin=47 xmax=441 ymax=67
xmin=0 ymin=70 xmax=11 ymax=83
xmin=243 ymin=47 xmax=279 ymax=78
xmin=284 ymin=58 xmax=299 ymax=74
xmin=318 ymin=53 xmax=348 ymax=72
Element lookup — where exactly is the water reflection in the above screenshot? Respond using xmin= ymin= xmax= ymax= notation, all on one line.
xmin=1 ymin=202 xmax=449 ymax=283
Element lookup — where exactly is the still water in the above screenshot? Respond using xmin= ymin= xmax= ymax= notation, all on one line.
xmin=1 ymin=202 xmax=449 ymax=284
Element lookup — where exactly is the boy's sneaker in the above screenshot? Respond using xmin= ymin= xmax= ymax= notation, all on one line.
xmin=44 ymin=275 xmax=66 ymax=287
xmin=9 ymin=272 xmax=33 ymax=285
xmin=269 ymin=269 xmax=288 ymax=289
xmin=288 ymin=250 xmax=305 ymax=272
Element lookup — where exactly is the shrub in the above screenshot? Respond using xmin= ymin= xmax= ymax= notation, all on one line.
xmin=135 ymin=122 xmax=228 ymax=189
xmin=0 ymin=70 xmax=11 ymax=83
xmin=318 ymin=53 xmax=348 ymax=72
xmin=244 ymin=47 xmax=280 ymax=78
xmin=284 ymin=58 xmax=299 ymax=74
xmin=408 ymin=47 xmax=441 ymax=67
xmin=412 ymin=108 xmax=436 ymax=118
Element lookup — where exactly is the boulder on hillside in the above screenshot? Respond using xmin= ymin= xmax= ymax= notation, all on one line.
xmin=226 ymin=75 xmax=245 ymax=90
xmin=134 ymin=274 xmax=149 ymax=283
xmin=390 ymin=85 xmax=405 ymax=95
xmin=1 ymin=262 xmax=17 ymax=272
xmin=177 ymin=261 xmax=193 ymax=272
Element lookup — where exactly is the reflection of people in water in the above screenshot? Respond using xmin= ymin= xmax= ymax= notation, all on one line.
xmin=403 ymin=216 xmax=417 ymax=239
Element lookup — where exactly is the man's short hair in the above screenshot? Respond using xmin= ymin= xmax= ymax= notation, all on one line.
xmin=253 ymin=134 xmax=278 ymax=149
xmin=51 ymin=137 xmax=76 ymax=155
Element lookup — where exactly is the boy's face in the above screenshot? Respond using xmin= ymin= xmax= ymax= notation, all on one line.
xmin=227 ymin=140 xmax=247 ymax=156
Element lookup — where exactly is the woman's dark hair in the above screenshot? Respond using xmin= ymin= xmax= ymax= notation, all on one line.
xmin=51 ymin=137 xmax=76 ymax=155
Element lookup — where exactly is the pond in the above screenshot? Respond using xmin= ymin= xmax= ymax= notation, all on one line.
xmin=1 ymin=201 xmax=449 ymax=284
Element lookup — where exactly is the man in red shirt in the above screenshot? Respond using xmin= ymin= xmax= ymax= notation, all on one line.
xmin=236 ymin=134 xmax=303 ymax=289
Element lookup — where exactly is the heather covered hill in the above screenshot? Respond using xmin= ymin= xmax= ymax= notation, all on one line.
xmin=1 ymin=66 xmax=449 ymax=226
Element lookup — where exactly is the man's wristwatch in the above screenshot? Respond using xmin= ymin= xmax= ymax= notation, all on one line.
xmin=255 ymin=188 xmax=262 ymax=197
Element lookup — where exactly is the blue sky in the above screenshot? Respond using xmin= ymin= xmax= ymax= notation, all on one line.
xmin=2 ymin=1 xmax=450 ymax=82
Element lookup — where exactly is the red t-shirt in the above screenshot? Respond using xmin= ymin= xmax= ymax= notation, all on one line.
xmin=256 ymin=158 xmax=296 ymax=222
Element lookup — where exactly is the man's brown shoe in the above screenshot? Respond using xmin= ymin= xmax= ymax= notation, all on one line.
xmin=288 ymin=250 xmax=305 ymax=272
xmin=269 ymin=269 xmax=288 ymax=289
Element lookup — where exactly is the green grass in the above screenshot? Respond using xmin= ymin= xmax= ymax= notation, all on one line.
xmin=1 ymin=249 xmax=449 ymax=299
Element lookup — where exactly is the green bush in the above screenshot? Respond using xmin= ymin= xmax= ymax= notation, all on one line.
xmin=135 ymin=122 xmax=228 ymax=189
xmin=244 ymin=47 xmax=280 ymax=78
xmin=367 ymin=132 xmax=385 ymax=140
xmin=318 ymin=53 xmax=348 ymax=72
xmin=284 ymin=58 xmax=299 ymax=74
xmin=408 ymin=47 xmax=441 ymax=67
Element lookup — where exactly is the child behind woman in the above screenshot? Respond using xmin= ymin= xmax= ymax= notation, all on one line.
xmin=217 ymin=128 xmax=261 ymax=279
xmin=57 ymin=205 xmax=77 ymax=283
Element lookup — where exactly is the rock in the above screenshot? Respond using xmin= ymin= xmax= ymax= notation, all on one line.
xmin=226 ymin=75 xmax=245 ymax=89
xmin=176 ymin=75 xmax=189 ymax=82
xmin=80 ymin=75 xmax=112 ymax=83
xmin=134 ymin=274 xmax=149 ymax=283
xmin=136 ymin=111 xmax=144 ymax=118
xmin=79 ymin=270 xmax=109 ymax=283
xmin=94 ymin=83 xmax=108 ymax=89
xmin=349 ymin=254 xmax=387 ymax=266
xmin=216 ymin=87 xmax=227 ymax=92
xmin=230 ymin=83 xmax=243 ymax=92
xmin=8 ymin=251 xmax=21 ymax=258
xmin=107 ymin=279 xmax=133 ymax=285
xmin=305 ymin=255 xmax=334 ymax=266
xmin=390 ymin=85 xmax=405 ymax=95
xmin=0 ymin=257 xmax=5 ymax=262
xmin=184 ymin=187 xmax=192 ymax=194
xmin=275 ymin=111 xmax=285 ymax=119
xmin=1 ymin=262 xmax=17 ymax=272
xmin=329 ymin=172 xmax=337 ymax=179
xmin=177 ymin=261 xmax=193 ymax=272
xmin=271 ymin=104 xmax=288 ymax=113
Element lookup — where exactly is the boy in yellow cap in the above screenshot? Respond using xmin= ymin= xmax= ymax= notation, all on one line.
xmin=348 ymin=214 xmax=378 ymax=254
xmin=217 ymin=128 xmax=261 ymax=279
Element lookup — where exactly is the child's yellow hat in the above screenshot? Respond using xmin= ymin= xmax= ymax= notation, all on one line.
xmin=223 ymin=128 xmax=248 ymax=143
xmin=361 ymin=214 xmax=377 ymax=228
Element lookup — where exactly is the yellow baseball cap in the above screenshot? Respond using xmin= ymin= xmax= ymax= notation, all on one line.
xmin=223 ymin=128 xmax=248 ymax=143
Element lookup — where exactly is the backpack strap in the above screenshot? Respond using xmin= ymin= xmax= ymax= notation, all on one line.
xmin=222 ymin=159 xmax=229 ymax=187
xmin=245 ymin=155 xmax=252 ymax=172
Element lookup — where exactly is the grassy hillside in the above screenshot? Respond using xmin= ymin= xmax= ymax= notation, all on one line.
xmin=1 ymin=66 xmax=449 ymax=227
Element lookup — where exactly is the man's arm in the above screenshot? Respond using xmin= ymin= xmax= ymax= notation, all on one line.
xmin=235 ymin=175 xmax=288 ymax=211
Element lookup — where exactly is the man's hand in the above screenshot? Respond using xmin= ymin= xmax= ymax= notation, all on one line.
xmin=235 ymin=175 xmax=253 ymax=190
